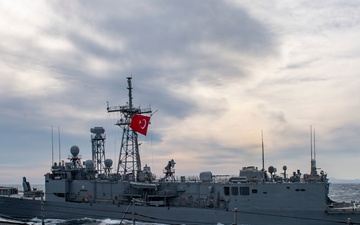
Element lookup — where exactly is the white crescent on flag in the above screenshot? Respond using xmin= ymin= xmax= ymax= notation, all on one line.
xmin=139 ymin=119 xmax=147 ymax=129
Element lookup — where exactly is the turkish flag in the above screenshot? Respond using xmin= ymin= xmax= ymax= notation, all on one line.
xmin=130 ymin=114 xmax=151 ymax=136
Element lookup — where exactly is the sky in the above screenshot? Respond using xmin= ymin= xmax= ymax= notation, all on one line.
xmin=1 ymin=0 xmax=360 ymax=184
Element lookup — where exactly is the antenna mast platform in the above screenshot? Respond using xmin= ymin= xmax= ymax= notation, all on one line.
xmin=107 ymin=77 xmax=152 ymax=181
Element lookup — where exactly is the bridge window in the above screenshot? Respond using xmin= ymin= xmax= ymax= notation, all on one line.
xmin=224 ymin=187 xmax=230 ymax=196
xmin=231 ymin=187 xmax=238 ymax=195
xmin=240 ymin=187 xmax=250 ymax=195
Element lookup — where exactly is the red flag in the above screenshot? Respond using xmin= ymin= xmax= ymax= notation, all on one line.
xmin=130 ymin=114 xmax=150 ymax=136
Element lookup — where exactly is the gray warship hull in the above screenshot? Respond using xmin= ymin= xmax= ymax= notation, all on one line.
xmin=1 ymin=191 xmax=360 ymax=225
xmin=1 ymin=77 xmax=359 ymax=225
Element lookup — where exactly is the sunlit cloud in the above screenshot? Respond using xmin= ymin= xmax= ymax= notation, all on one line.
xmin=0 ymin=0 xmax=360 ymax=184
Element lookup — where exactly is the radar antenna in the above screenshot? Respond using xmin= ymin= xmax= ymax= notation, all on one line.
xmin=107 ymin=77 xmax=152 ymax=181
xmin=163 ymin=159 xmax=176 ymax=181
xmin=90 ymin=127 xmax=106 ymax=174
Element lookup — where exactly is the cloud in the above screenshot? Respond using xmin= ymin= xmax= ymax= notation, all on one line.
xmin=1 ymin=0 xmax=360 ymax=184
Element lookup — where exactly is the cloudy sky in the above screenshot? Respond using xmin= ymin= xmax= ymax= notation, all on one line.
xmin=1 ymin=0 xmax=360 ymax=184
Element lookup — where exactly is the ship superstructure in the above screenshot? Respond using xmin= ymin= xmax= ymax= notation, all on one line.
xmin=1 ymin=77 xmax=360 ymax=225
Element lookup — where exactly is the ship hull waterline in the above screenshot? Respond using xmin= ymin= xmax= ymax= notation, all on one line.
xmin=1 ymin=196 xmax=359 ymax=225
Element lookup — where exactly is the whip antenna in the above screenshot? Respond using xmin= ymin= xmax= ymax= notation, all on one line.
xmin=261 ymin=130 xmax=265 ymax=181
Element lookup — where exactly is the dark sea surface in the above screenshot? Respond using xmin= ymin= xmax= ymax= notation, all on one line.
xmin=1 ymin=183 xmax=360 ymax=225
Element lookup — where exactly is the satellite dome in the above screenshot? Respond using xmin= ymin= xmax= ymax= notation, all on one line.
xmin=268 ymin=166 xmax=276 ymax=174
xmin=104 ymin=159 xmax=113 ymax=168
xmin=70 ymin=145 xmax=80 ymax=157
xmin=85 ymin=160 xmax=94 ymax=169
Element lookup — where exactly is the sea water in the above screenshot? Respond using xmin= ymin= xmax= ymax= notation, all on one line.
xmin=1 ymin=183 xmax=360 ymax=225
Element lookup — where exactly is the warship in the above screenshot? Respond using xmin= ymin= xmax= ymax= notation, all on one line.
xmin=1 ymin=77 xmax=360 ymax=225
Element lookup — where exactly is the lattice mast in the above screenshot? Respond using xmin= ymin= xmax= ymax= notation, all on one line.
xmin=107 ymin=77 xmax=151 ymax=181
xmin=90 ymin=127 xmax=106 ymax=174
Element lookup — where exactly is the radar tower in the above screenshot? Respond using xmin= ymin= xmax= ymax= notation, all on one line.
xmin=107 ymin=77 xmax=152 ymax=181
xmin=90 ymin=127 xmax=106 ymax=174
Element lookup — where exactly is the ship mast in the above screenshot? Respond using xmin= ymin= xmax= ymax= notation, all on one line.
xmin=107 ymin=77 xmax=152 ymax=181
xmin=90 ymin=127 xmax=106 ymax=174
xmin=261 ymin=130 xmax=265 ymax=181
xmin=310 ymin=126 xmax=317 ymax=176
